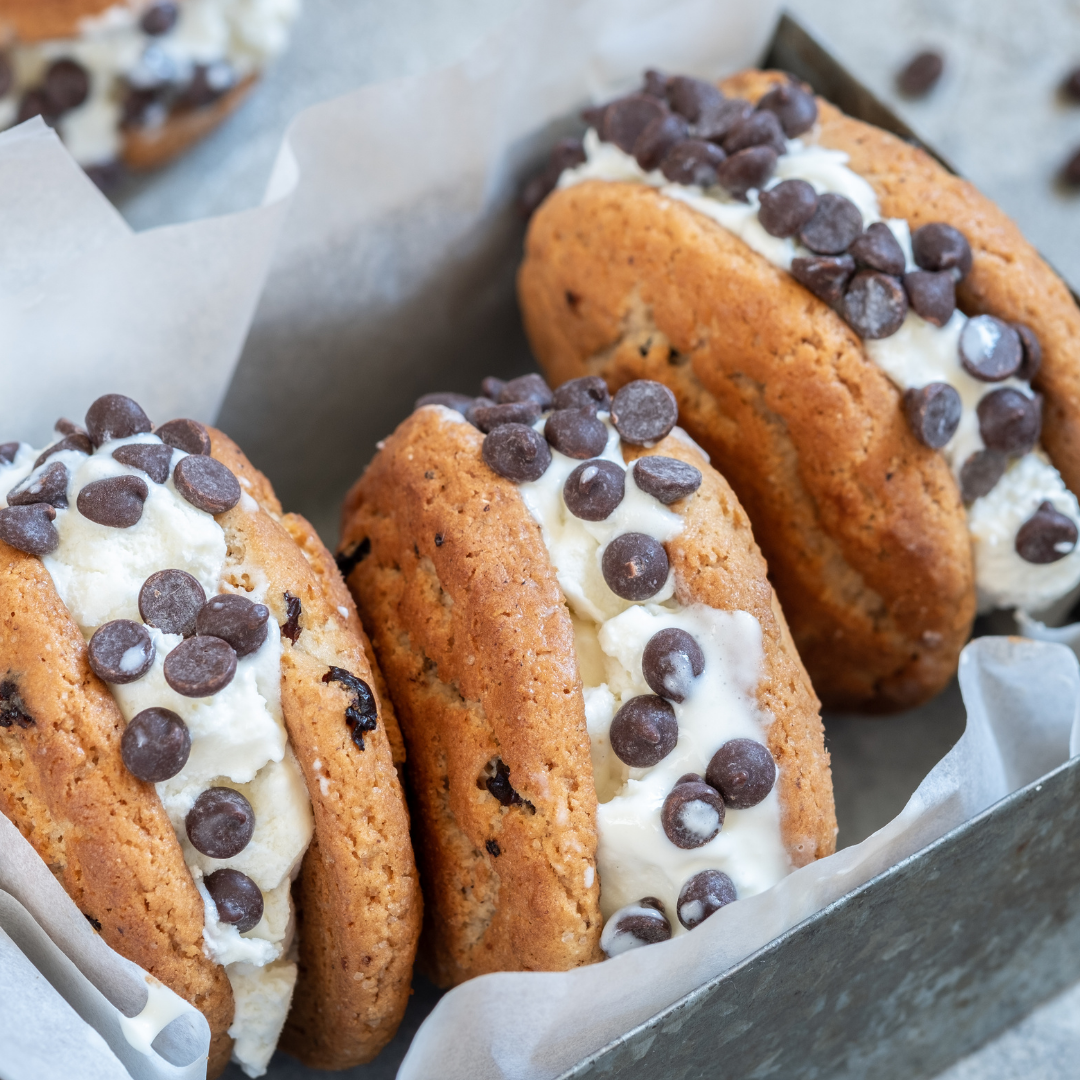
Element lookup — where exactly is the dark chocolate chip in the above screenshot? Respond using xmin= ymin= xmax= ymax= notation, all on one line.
xmin=0 ymin=679 xmax=34 ymax=728
xmin=639 ymin=896 xmax=667 ymax=913
xmin=1014 ymin=324 xmax=1042 ymax=383
xmin=415 ymin=391 xmax=473 ymax=415
xmin=722 ymin=110 xmax=786 ymax=156
xmin=642 ymin=627 xmax=705 ymax=702
xmin=88 ymin=620 xmax=154 ymax=684
xmin=7 ymin=462 xmax=69 ymax=509
xmin=139 ymin=569 xmax=205 ymax=637
xmin=706 ymin=738 xmax=777 ymax=809
xmin=642 ymin=69 xmax=669 ymax=99
xmin=112 ymin=442 xmax=173 ymax=484
xmin=45 ymin=59 xmax=90 ymax=113
xmin=666 ymin=76 xmax=724 ymax=123
xmin=602 ymin=904 xmax=672 ymax=956
xmin=485 ymin=839 xmax=501 ymax=858
xmin=164 ymin=636 xmax=238 ymax=698
xmin=841 ymin=270 xmax=908 ymax=339
xmin=959 ymin=315 xmax=1023 ymax=382
xmin=204 ymin=868 xmax=263 ymax=933
xmin=1061 ymin=148 xmax=1080 ymax=187
xmin=34 ymin=433 xmax=92 ymax=468
xmin=849 ymin=222 xmax=906 ymax=275
xmin=715 ymin=145 xmax=777 ymax=198
xmin=980 ymin=385 xmax=1044 ymax=459
xmin=903 ymin=383 xmax=962 ymax=449
xmin=755 ymin=81 xmax=818 ymax=137
xmin=611 ymin=380 xmax=678 ymax=445
xmin=1016 ymin=501 xmax=1079 ymax=564
xmin=602 ymin=532 xmax=669 ymax=600
xmin=55 ymin=418 xmax=86 ymax=437
xmin=662 ymin=779 xmax=725 ymax=848
xmin=600 ymin=94 xmax=669 ymax=154
xmin=959 ymin=449 xmax=1008 ymax=503
xmin=196 ymin=594 xmax=269 ymax=658
xmin=757 ymin=179 xmax=817 ymax=238
xmin=498 ymin=373 xmax=553 ymax=409
xmin=140 ymin=2 xmax=179 ymax=35
xmin=632 ymin=456 xmax=702 ymax=504
xmin=553 ymin=376 xmax=611 ymax=412
xmin=281 ymin=592 xmax=302 ymax=644
xmin=0 ymin=504 xmax=58 ymax=555
xmin=897 ymin=50 xmax=944 ymax=97
xmin=563 ymin=459 xmax=625 ymax=520
xmin=518 ymin=138 xmax=586 ymax=217
xmin=677 ymin=869 xmax=737 ymax=930
xmin=177 ymin=62 xmax=234 ymax=109
xmin=483 ymin=758 xmax=528 ymax=807
xmin=799 ymin=192 xmax=863 ymax=255
xmin=903 ymin=270 xmax=956 ymax=326
xmin=0 ymin=442 xmax=18 ymax=464
xmin=471 ymin=401 xmax=542 ymax=433
xmin=911 ymin=222 xmax=972 ymax=279
xmin=186 ymin=787 xmax=254 ymax=859
xmin=692 ymin=97 xmax=753 ymax=142
xmin=156 ymin=418 xmax=212 ymax=456
xmin=84 ymin=913 xmax=102 ymax=932
xmin=1063 ymin=67 xmax=1080 ymax=103
xmin=790 ymin=254 xmax=856 ymax=306
xmin=482 ymin=424 xmax=551 ymax=482
xmin=76 ymin=475 xmax=148 ymax=528
xmin=173 ymin=455 xmax=241 ymax=514
xmin=545 ymin=408 xmax=608 ymax=459
xmin=335 ymin=537 xmax=371 ymax=578
xmin=659 ymin=139 xmax=726 ymax=186
xmin=609 ymin=695 xmax=678 ymax=767
xmin=323 ymin=665 xmax=378 ymax=749
xmin=18 ymin=89 xmax=58 ymax=127
xmin=121 ymin=707 xmax=190 ymax=782
xmin=633 ymin=112 xmax=689 ymax=171
xmin=85 ymin=394 xmax=152 ymax=447
xmin=464 ymin=397 xmax=497 ymax=428
xmin=481 ymin=377 xmax=507 ymax=401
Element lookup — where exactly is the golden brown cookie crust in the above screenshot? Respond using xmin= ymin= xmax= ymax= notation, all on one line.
xmin=0 ymin=0 xmax=117 ymax=42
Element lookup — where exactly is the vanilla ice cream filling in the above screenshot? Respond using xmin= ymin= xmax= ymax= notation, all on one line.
xmin=0 ymin=0 xmax=301 ymax=165
xmin=559 ymin=129 xmax=1080 ymax=615
xmin=514 ymin=413 xmax=790 ymax=938
xmin=0 ymin=433 xmax=312 ymax=1078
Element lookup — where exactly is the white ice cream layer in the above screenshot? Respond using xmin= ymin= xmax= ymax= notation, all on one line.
xmin=559 ymin=128 xmax=1080 ymax=614
xmin=0 ymin=429 xmax=311 ymax=1078
xmin=517 ymin=415 xmax=789 ymax=938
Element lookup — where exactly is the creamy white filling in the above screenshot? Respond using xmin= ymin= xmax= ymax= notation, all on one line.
xmin=515 ymin=412 xmax=789 ymax=937
xmin=0 ymin=431 xmax=311 ymax=1077
xmin=560 ymin=129 xmax=1080 ymax=614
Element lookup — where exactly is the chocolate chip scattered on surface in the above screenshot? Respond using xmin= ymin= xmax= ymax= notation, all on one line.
xmin=756 ymin=80 xmax=818 ymax=137
xmin=7 ymin=462 xmax=69 ymax=509
xmin=677 ymin=869 xmax=737 ymax=930
xmin=641 ymin=627 xmax=705 ymax=702
xmin=959 ymin=449 xmax=1008 ymax=504
xmin=322 ymin=665 xmax=378 ymax=750
xmin=661 ymin=777 xmax=725 ymax=848
xmin=156 ymin=418 xmax=212 ymax=456
xmin=0 ymin=442 xmax=18 ymax=464
xmin=0 ymin=504 xmax=59 ymax=555
xmin=85 ymin=394 xmax=152 ymax=448
xmin=186 ymin=786 xmax=255 ymax=859
xmin=610 ymin=380 xmax=678 ymax=445
xmin=482 ymin=423 xmax=552 ymax=482
xmin=88 ymin=619 xmax=154 ymax=684
xmin=204 ymin=868 xmax=264 ymax=933
xmin=76 ymin=475 xmax=149 ymax=528
xmin=552 ymin=376 xmax=610 ymax=412
xmin=790 ymin=254 xmax=855 ymax=307
xmin=1014 ymin=324 xmax=1042 ymax=382
xmin=660 ymin=140 xmax=725 ymax=186
xmin=563 ymin=459 xmax=625 ymax=520
xmin=173 ymin=454 xmax=241 ymax=514
xmin=716 ymin=144 xmax=777 ymax=199
xmin=849 ymin=222 xmax=906 ymax=276
xmin=602 ymin=532 xmax=670 ymax=600
xmin=140 ymin=569 xmax=206 ymax=637
xmin=706 ymin=738 xmax=777 ymax=809
xmin=35 ymin=433 xmax=92 ymax=468
xmin=163 ymin=635 xmax=238 ymax=697
xmin=959 ymin=315 xmax=1023 ymax=382
xmin=897 ymin=50 xmax=945 ymax=97
xmin=281 ymin=592 xmax=302 ymax=643
xmin=1015 ymin=501 xmax=1079 ymax=564
xmin=498 ymin=373 xmax=553 ymax=409
xmin=903 ymin=270 xmax=956 ymax=326
xmin=415 ymin=392 xmax=473 ymax=415
xmin=903 ymin=383 xmax=962 ymax=449
xmin=472 ymin=401 xmax=542 ymax=433
xmin=121 ymin=707 xmax=190 ymax=782
xmin=757 ymin=178 xmax=817 ymax=238
xmin=197 ymin=594 xmax=270 ymax=657
xmin=799 ymin=193 xmax=863 ymax=255
xmin=632 ymin=456 xmax=702 ymax=504
xmin=977 ymin=388 xmax=1042 ymax=455
xmin=545 ymin=408 xmax=609 ymax=459
xmin=112 ymin=442 xmax=173 ymax=484
xmin=841 ymin=270 xmax=908 ymax=339
xmin=609 ymin=695 xmax=678 ymax=767
xmin=912 ymin=222 xmax=972 ymax=278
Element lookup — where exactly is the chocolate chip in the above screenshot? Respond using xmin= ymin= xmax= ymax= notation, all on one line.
xmin=959 ymin=316 xmax=1023 ymax=382
xmin=34 ymin=433 xmax=92 ymax=468
xmin=1061 ymin=148 xmax=1080 ymax=187
xmin=1016 ymin=501 xmax=1079 ymax=564
xmin=204 ymin=868 xmax=263 ymax=933
xmin=841 ymin=271 xmax=908 ymax=339
xmin=911 ymin=222 xmax=972 ymax=279
xmin=562 ymin=459 xmax=625 ymax=520
xmin=88 ymin=620 xmax=154 ymax=684
xmin=481 ymin=377 xmax=506 ymax=401
xmin=45 ymin=59 xmax=90 ymax=113
xmin=959 ymin=449 xmax=1008 ymax=503
xmin=121 ymin=707 xmax=190 ymax=782
xmin=164 ymin=636 xmax=237 ymax=698
xmin=281 ymin=592 xmax=302 ymax=644
xmin=848 ymin=222 xmax=906 ymax=276
xmin=706 ymin=738 xmax=777 ymax=809
xmin=609 ymin=695 xmax=678 ymax=767
xmin=662 ymin=778 xmax=725 ymax=848
xmin=0 ymin=443 xmax=18 ymax=464
xmin=632 ymin=456 xmax=702 ymax=504
xmin=483 ymin=758 xmax=528 ymax=807
xmin=485 ymin=839 xmax=501 ymax=858
xmin=544 ymin=408 xmax=608 ymax=459
xmin=756 ymin=81 xmax=818 ymax=137
xmin=140 ymin=569 xmax=205 ymax=636
xmin=642 ymin=627 xmax=705 ymax=702
xmin=799 ymin=193 xmax=863 ymax=255
xmin=1063 ymin=67 xmax=1080 ymax=103
xmin=482 ymin=424 xmax=551 ymax=482
xmin=903 ymin=270 xmax=956 ymax=326
xmin=186 ymin=787 xmax=254 ymax=859
xmin=156 ymin=418 xmax=212 ymax=456
xmin=660 ymin=139 xmax=726 ymax=186
xmin=76 ymin=475 xmax=148 ymax=528
xmin=196 ymin=594 xmax=269 ymax=658
xmin=85 ymin=394 xmax=152 ymax=447
xmin=722 ymin=110 xmax=786 ymax=156
xmin=642 ymin=69 xmax=669 ymax=99
xmin=633 ymin=112 xmax=689 ymax=171
xmin=757 ymin=179 xmax=817 ymax=238
xmin=600 ymin=94 xmax=668 ymax=154
xmin=112 ymin=443 xmax=173 ymax=484
xmin=602 ymin=533 xmax=669 ymax=600
xmin=173 ymin=455 xmax=241 ymax=514
xmin=552 ymin=376 xmax=611 ymax=412
xmin=336 ymin=537 xmax=371 ymax=578
xmin=498 ymin=373 xmax=553 ymax=409
xmin=677 ymin=869 xmax=737 ymax=930
xmin=693 ymin=97 xmax=753 ymax=142
xmin=323 ymin=665 xmax=378 ymax=749
xmin=18 ymin=90 xmax=58 ymax=127
xmin=666 ymin=76 xmax=724 ymax=123
xmin=140 ymin=1 xmax=179 ymax=35
xmin=0 ymin=504 xmax=58 ymax=555
xmin=903 ymin=383 xmax=962 ymax=449
xmin=7 ymin=462 xmax=69 ymax=509
xmin=471 ymin=401 xmax=542 ymax=433
xmin=465 ymin=397 xmax=497 ymax=428
xmin=611 ymin=380 xmax=678 ymax=445
xmin=0 ymin=679 xmax=34 ymax=729
xmin=601 ymin=903 xmax=672 ymax=956
xmin=790 ymin=254 xmax=856 ymax=306
xmin=519 ymin=139 xmax=587 ymax=217
xmin=716 ymin=145 xmax=777 ymax=199
xmin=415 ymin=390 xmax=472 ymax=414
xmin=55 ymin=419 xmax=85 ymax=437
xmin=1014 ymin=324 xmax=1042 ymax=382
xmin=897 ymin=50 xmax=944 ymax=97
